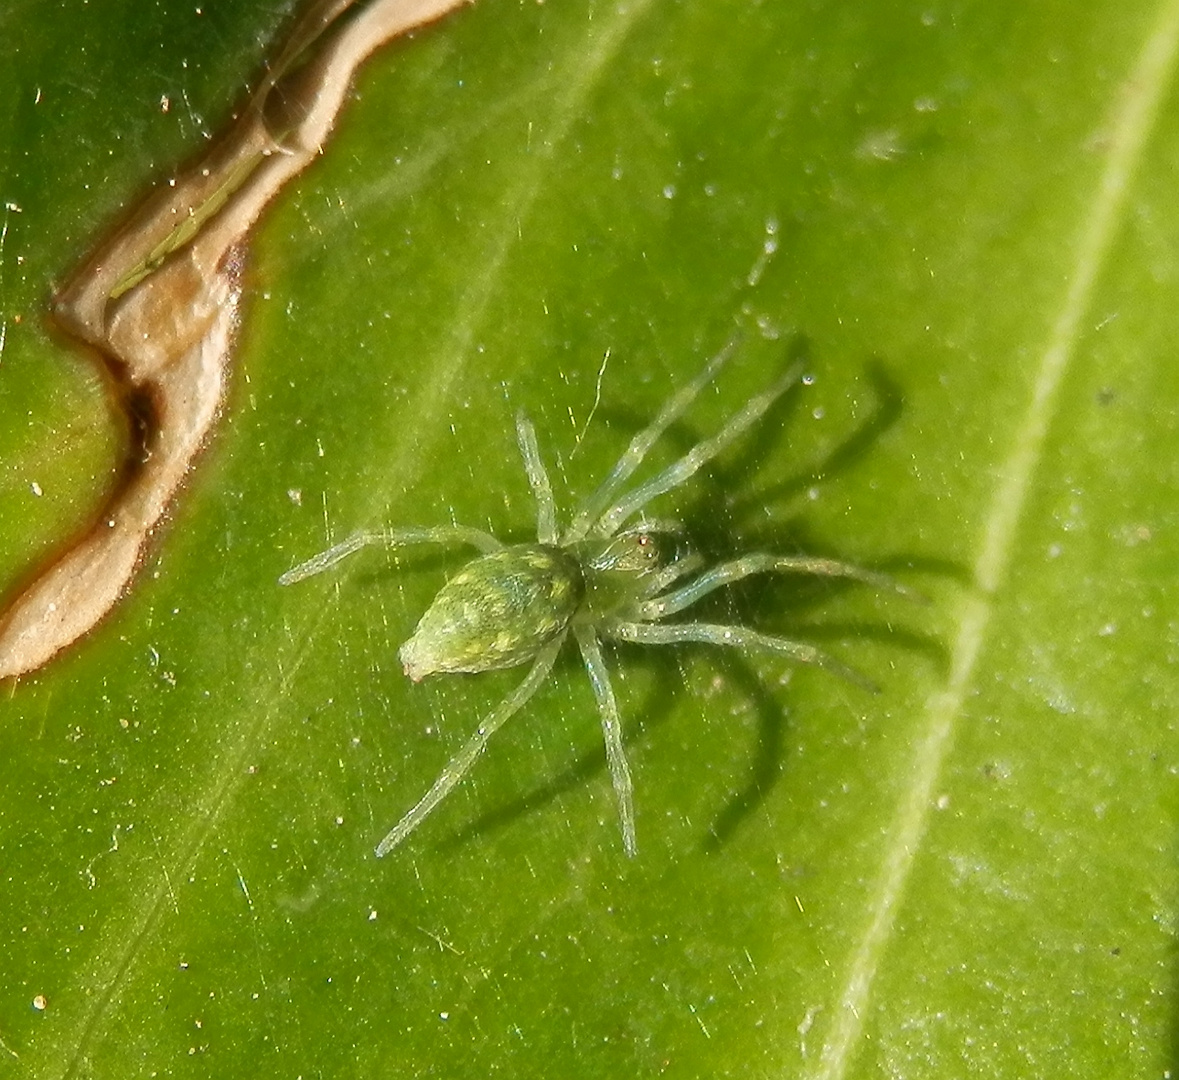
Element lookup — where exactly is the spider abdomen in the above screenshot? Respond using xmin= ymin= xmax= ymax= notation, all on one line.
xmin=399 ymin=544 xmax=583 ymax=681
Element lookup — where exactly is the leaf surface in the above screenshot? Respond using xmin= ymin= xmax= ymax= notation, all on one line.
xmin=0 ymin=0 xmax=1176 ymax=1076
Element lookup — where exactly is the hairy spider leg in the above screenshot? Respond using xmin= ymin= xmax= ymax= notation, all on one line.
xmin=573 ymin=624 xmax=637 ymax=856
xmin=375 ymin=635 xmax=565 ymax=856
xmin=593 ymin=360 xmax=804 ymax=539
xmin=278 ymin=526 xmax=503 ymax=585
xmin=514 ymin=411 xmax=558 ymax=544
xmin=564 ymin=334 xmax=743 ymax=543
xmin=635 ymin=549 xmax=707 ymax=601
xmin=606 ymin=621 xmax=879 ymax=693
xmin=636 ymin=554 xmax=917 ymax=621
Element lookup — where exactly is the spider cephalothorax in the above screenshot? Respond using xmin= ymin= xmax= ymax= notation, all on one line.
xmin=281 ymin=337 xmax=912 ymax=856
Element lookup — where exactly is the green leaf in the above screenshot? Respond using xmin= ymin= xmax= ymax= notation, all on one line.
xmin=1 ymin=0 xmax=1176 ymax=1075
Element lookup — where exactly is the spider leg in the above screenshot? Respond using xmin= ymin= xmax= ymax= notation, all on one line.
xmin=593 ymin=360 xmax=803 ymax=539
xmin=278 ymin=526 xmax=502 ymax=585
xmin=375 ymin=635 xmax=565 ymax=856
xmin=515 ymin=410 xmax=559 ymax=544
xmin=564 ymin=334 xmax=742 ymax=543
xmin=637 ymin=554 xmax=919 ymax=620
xmin=637 ymin=550 xmax=707 ymax=602
xmin=574 ymin=625 xmax=637 ymax=856
xmin=606 ymin=620 xmax=879 ymax=692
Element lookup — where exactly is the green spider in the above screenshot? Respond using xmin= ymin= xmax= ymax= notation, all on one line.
xmin=280 ymin=337 xmax=909 ymax=857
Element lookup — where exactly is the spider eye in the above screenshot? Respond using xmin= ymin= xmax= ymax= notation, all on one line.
xmin=582 ymin=530 xmax=667 ymax=577
xmin=636 ymin=534 xmax=659 ymax=561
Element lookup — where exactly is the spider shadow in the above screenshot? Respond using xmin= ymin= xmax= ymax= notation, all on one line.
xmin=437 ymin=640 xmax=796 ymax=856
xmin=437 ymin=641 xmax=688 ymax=853
xmin=694 ymin=645 xmax=796 ymax=852
xmin=433 ymin=340 xmax=953 ymax=853
xmin=691 ymin=576 xmax=947 ymax=852
xmin=588 ymin=339 xmax=951 ymax=850
xmin=581 ymin=337 xmax=906 ymax=533
xmin=729 ymin=352 xmax=906 ymax=519
xmin=686 ymin=512 xmax=951 ymax=849
xmin=435 ymin=584 xmax=946 ymax=858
